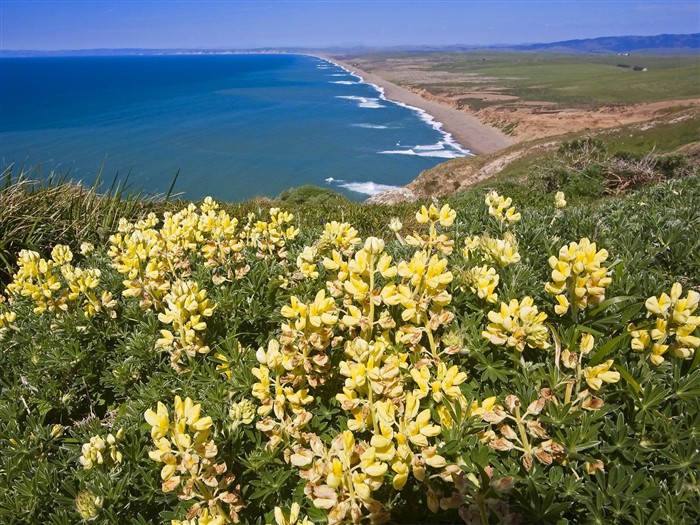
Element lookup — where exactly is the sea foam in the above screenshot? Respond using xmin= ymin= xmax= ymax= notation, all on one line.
xmin=353 ymin=123 xmax=389 ymax=129
xmin=336 ymin=95 xmax=384 ymax=109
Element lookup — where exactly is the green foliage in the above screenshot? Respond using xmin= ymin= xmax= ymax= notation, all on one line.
xmin=276 ymin=185 xmax=350 ymax=208
xmin=0 ymin=173 xmax=699 ymax=525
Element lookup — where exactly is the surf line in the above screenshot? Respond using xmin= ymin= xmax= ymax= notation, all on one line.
xmin=313 ymin=55 xmax=472 ymax=157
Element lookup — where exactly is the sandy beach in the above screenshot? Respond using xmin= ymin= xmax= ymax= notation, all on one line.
xmin=326 ymin=56 xmax=514 ymax=155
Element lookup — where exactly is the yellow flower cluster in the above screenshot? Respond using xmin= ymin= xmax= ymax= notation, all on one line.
xmin=253 ymin=286 xmax=338 ymax=446
xmin=562 ymin=333 xmax=620 ymax=392
xmin=156 ymin=279 xmax=216 ymax=370
xmin=110 ymin=199 xmax=302 ymax=370
xmin=545 ymin=238 xmax=612 ymax=317
xmin=79 ymin=428 xmax=124 ymax=470
xmin=461 ymin=265 xmax=500 ymax=303
xmin=109 ymin=199 xmax=255 ymax=303
xmin=80 ymin=242 xmax=95 ymax=256
xmin=228 ymin=398 xmax=256 ymax=432
xmin=0 ymin=296 xmax=16 ymax=339
xmin=463 ymin=232 xmax=521 ymax=268
xmin=484 ymin=191 xmax=521 ymax=223
xmin=247 ymin=204 xmax=511 ymax=522
xmin=144 ymin=396 xmax=243 ymax=523
xmin=6 ymin=246 xmax=113 ymax=317
xmin=75 ymin=489 xmax=104 ymax=520
xmin=481 ymin=391 xmax=565 ymax=471
xmin=629 ymin=282 xmax=700 ymax=365
xmin=295 ymin=246 xmax=319 ymax=280
xmin=555 ymin=191 xmax=567 ymax=209
xmin=317 ymin=220 xmax=361 ymax=256
xmin=252 ymin=340 xmax=313 ymax=447
xmin=198 ymin=197 xmax=248 ymax=277
xmin=482 ymin=297 xmax=550 ymax=353
xmin=245 ymin=207 xmax=299 ymax=260
xmin=405 ymin=203 xmax=456 ymax=255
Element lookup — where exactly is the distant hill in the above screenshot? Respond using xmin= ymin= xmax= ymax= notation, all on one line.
xmin=506 ymin=33 xmax=700 ymax=54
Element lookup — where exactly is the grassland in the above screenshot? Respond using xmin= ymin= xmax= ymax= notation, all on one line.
xmin=350 ymin=52 xmax=700 ymax=107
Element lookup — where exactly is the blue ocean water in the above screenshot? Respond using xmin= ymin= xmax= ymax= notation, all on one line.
xmin=0 ymin=54 xmax=468 ymax=201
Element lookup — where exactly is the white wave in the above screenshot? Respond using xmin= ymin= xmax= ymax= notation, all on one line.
xmin=353 ymin=123 xmax=389 ymax=129
xmin=338 ymin=181 xmax=401 ymax=195
xmin=414 ymin=142 xmax=446 ymax=151
xmin=336 ymin=95 xmax=384 ymax=109
xmin=331 ymin=73 xmax=346 ymax=76
xmin=331 ymin=80 xmax=359 ymax=85
xmin=379 ymin=147 xmax=462 ymax=159
xmin=385 ymin=99 xmax=471 ymax=156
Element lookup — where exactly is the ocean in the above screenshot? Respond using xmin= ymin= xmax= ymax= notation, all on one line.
xmin=0 ymin=54 xmax=469 ymax=202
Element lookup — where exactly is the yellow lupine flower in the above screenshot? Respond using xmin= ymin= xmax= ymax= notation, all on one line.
xmin=406 ymin=203 xmax=455 ymax=254
xmin=545 ymin=238 xmax=612 ymax=316
xmin=75 ymin=490 xmax=103 ymax=520
xmin=464 ymin=234 xmax=521 ymax=267
xmin=173 ymin=509 xmax=226 ymax=525
xmin=296 ymin=246 xmax=319 ymax=280
xmin=388 ymin=217 xmax=403 ymax=232
xmin=482 ymin=296 xmax=550 ymax=352
xmin=462 ymin=265 xmax=499 ymax=303
xmin=271 ymin=502 xmax=314 ymax=525
xmin=583 ymin=360 xmax=621 ymax=391
xmin=632 ymin=283 xmax=700 ymax=365
xmin=0 ymin=308 xmax=17 ymax=339
xmin=554 ymin=191 xmax=567 ymax=209
xmin=79 ymin=429 xmax=124 ymax=470
xmin=414 ymin=203 xmax=457 ymax=227
xmin=144 ymin=401 xmax=170 ymax=440
xmin=317 ymin=221 xmax=361 ymax=255
xmin=580 ymin=333 xmax=595 ymax=355
xmin=485 ymin=191 xmax=521 ymax=223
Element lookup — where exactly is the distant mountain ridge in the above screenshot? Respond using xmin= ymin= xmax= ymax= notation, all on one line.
xmin=2 ymin=33 xmax=698 ymax=57
xmin=506 ymin=33 xmax=700 ymax=54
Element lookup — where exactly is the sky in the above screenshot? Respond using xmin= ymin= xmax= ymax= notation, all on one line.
xmin=1 ymin=0 xmax=699 ymax=51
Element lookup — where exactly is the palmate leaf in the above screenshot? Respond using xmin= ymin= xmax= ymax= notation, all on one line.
xmin=473 ymin=351 xmax=512 ymax=383
xmin=673 ymin=368 xmax=700 ymax=402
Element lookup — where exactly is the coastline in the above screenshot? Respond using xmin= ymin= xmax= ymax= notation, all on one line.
xmin=322 ymin=55 xmax=514 ymax=155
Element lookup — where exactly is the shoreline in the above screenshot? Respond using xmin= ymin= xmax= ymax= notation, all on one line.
xmin=322 ymin=55 xmax=514 ymax=155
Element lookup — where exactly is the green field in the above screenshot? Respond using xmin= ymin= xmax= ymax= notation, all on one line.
xmin=356 ymin=52 xmax=700 ymax=107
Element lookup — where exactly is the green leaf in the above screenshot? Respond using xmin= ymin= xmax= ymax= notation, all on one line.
xmin=614 ymin=363 xmax=642 ymax=394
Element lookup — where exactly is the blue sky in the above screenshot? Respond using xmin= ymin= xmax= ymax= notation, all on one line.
xmin=1 ymin=1 xmax=699 ymax=50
